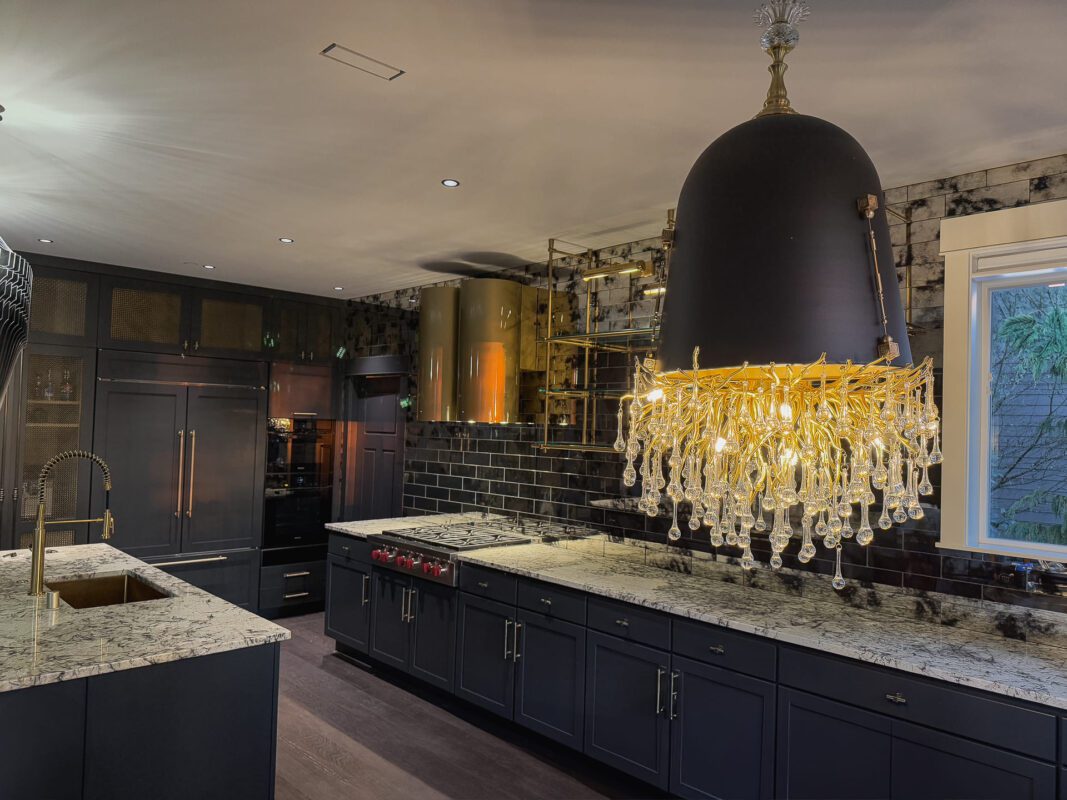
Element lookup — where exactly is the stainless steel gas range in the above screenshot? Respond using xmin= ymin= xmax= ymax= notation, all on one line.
xmin=365 ymin=518 xmax=594 ymax=586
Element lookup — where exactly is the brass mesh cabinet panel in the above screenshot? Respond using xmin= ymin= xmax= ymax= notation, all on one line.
xmin=109 ymin=287 xmax=183 ymax=345
xmin=198 ymin=298 xmax=263 ymax=353
xmin=30 ymin=277 xmax=87 ymax=338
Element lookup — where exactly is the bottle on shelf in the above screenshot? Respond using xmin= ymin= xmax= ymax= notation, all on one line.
xmin=32 ymin=373 xmax=42 ymax=400
xmin=43 ymin=369 xmax=56 ymax=401
xmin=59 ymin=369 xmax=74 ymax=401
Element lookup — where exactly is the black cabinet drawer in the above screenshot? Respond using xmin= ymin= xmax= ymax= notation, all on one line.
xmin=328 ymin=533 xmax=372 ymax=563
xmin=259 ymin=578 xmax=324 ymax=610
xmin=517 ymin=578 xmax=586 ymax=625
xmin=587 ymin=596 xmax=670 ymax=650
xmin=780 ymin=647 xmax=1056 ymax=761
xmin=672 ymin=618 xmax=777 ymax=682
xmin=147 ymin=548 xmax=259 ymax=609
xmin=460 ymin=564 xmax=517 ymax=605
xmin=261 ymin=559 xmax=325 ymax=590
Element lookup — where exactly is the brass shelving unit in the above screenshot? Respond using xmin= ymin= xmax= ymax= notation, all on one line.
xmin=538 ymin=213 xmax=674 ymax=452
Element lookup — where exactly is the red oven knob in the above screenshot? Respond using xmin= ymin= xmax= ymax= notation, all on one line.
xmin=371 ymin=549 xmax=382 ymax=561
xmin=432 ymin=563 xmax=443 ymax=577
xmin=404 ymin=556 xmax=415 ymax=569
xmin=422 ymin=562 xmax=432 ymax=574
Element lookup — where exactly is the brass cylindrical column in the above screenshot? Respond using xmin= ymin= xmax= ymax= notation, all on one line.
xmin=417 ymin=286 xmax=459 ymax=422
xmin=458 ymin=278 xmax=521 ymax=424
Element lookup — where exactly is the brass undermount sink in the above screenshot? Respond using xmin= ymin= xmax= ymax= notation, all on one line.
xmin=46 ymin=573 xmax=171 ymax=609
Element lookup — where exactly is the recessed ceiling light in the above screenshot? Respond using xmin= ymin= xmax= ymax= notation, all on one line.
xmin=333 ymin=286 xmax=343 ymax=291
xmin=278 ymin=237 xmax=295 ymax=244
xmin=203 ymin=264 xmax=215 ymax=270
xmin=441 ymin=179 xmax=460 ymax=188
xmin=37 ymin=238 xmax=53 ymax=244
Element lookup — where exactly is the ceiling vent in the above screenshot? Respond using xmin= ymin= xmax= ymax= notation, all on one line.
xmin=320 ymin=44 xmax=405 ymax=81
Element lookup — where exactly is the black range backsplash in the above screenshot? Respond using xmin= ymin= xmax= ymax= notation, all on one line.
xmin=404 ymin=420 xmax=1067 ymax=620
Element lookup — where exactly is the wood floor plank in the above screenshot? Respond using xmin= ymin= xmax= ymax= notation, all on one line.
xmin=275 ymin=612 xmax=663 ymax=800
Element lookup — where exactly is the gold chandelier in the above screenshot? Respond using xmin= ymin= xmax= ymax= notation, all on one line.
xmin=616 ymin=1 xmax=941 ymax=588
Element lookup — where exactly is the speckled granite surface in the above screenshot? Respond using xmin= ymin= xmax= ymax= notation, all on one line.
xmin=458 ymin=542 xmax=1067 ymax=710
xmin=329 ymin=513 xmax=1067 ymax=710
xmin=0 ymin=544 xmax=289 ymax=694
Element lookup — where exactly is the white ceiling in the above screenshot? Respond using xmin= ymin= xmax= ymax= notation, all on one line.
xmin=2 ymin=0 xmax=1065 ymax=298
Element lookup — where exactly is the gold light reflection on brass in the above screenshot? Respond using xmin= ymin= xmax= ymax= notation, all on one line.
xmin=617 ymin=349 xmax=940 ymax=588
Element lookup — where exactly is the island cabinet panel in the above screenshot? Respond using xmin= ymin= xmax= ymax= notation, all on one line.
xmin=891 ymin=720 xmax=1055 ymax=800
xmin=409 ymin=580 xmax=457 ymax=691
xmin=584 ymin=630 xmax=671 ymax=790
xmin=369 ymin=569 xmax=411 ymax=670
xmin=0 ymin=679 xmax=86 ymax=800
xmin=514 ymin=608 xmax=586 ymax=749
xmin=777 ymin=688 xmax=893 ymax=800
xmin=325 ymin=554 xmax=371 ymax=653
xmin=669 ymin=655 xmax=776 ymax=800
xmin=455 ymin=592 xmax=516 ymax=717
xmin=83 ymin=643 xmax=279 ymax=800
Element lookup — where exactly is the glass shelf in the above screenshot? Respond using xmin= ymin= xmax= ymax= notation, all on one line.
xmin=540 ymin=387 xmax=631 ymax=399
xmin=542 ymin=326 xmax=659 ymax=353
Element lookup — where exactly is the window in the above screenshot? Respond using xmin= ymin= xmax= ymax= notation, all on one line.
xmin=941 ymin=200 xmax=1067 ymax=559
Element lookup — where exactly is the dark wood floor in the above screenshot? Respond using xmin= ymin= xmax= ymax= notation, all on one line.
xmin=275 ymin=613 xmax=664 ymax=800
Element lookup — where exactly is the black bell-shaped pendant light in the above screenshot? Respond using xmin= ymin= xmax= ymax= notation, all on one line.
xmin=616 ymin=1 xmax=941 ymax=589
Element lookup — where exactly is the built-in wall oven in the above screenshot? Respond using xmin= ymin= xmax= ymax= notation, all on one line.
xmin=264 ymin=417 xmax=335 ymax=549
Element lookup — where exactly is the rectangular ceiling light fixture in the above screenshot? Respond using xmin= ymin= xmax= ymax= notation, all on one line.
xmin=320 ymin=43 xmax=405 ymax=81
xmin=581 ymin=260 xmax=652 ymax=282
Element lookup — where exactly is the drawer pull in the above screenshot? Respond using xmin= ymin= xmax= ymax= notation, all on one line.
xmin=708 ymin=645 xmax=727 ymax=655
xmin=341 ymin=545 xmax=350 ymax=553
xmin=284 ymin=591 xmax=310 ymax=600
xmin=885 ymin=692 xmax=908 ymax=706
xmin=284 ymin=571 xmax=311 ymax=579
xmin=477 ymin=581 xmax=490 ymax=589
xmin=152 ymin=555 xmax=228 ymax=568
xmin=539 ymin=597 xmax=552 ymax=606
xmin=615 ymin=618 xmax=630 ymax=628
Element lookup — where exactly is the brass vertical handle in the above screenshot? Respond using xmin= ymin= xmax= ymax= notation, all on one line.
xmin=361 ymin=574 xmax=370 ymax=606
xmin=513 ymin=621 xmax=522 ymax=662
xmin=175 ymin=430 xmax=185 ymax=518
xmin=503 ymin=618 xmax=512 ymax=660
xmin=185 ymin=430 xmax=197 ymax=518
xmin=655 ymin=667 xmax=666 ymax=716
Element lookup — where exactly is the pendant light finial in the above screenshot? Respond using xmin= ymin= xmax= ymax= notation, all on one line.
xmin=753 ymin=0 xmax=810 ymax=117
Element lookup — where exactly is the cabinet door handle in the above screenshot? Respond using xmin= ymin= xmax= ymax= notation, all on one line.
xmin=708 ymin=644 xmax=726 ymax=655
xmin=400 ymin=587 xmax=409 ymax=622
xmin=175 ymin=429 xmax=185 ymax=518
xmin=152 ymin=555 xmax=228 ymax=568
xmin=885 ymin=692 xmax=907 ymax=706
xmin=182 ymin=340 xmax=190 ymax=353
xmin=615 ymin=618 xmax=630 ymax=628
xmin=341 ymin=544 xmax=350 ymax=553
xmin=655 ymin=667 xmax=666 ymax=716
xmin=406 ymin=589 xmax=417 ymax=624
xmin=185 ymin=429 xmax=197 ymax=518
xmin=503 ymin=618 xmax=513 ymax=660
xmin=193 ymin=340 xmax=200 ymax=352
xmin=284 ymin=591 xmax=310 ymax=600
xmin=513 ymin=621 xmax=522 ymax=662
xmin=539 ymin=597 xmax=552 ymax=606
xmin=308 ymin=351 xmax=314 ymax=361
xmin=477 ymin=581 xmax=489 ymax=589
xmin=361 ymin=574 xmax=370 ymax=606
xmin=284 ymin=570 xmax=311 ymax=579
xmin=669 ymin=670 xmax=680 ymax=720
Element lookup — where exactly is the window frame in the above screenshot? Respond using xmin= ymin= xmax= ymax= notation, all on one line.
xmin=940 ymin=199 xmax=1067 ymax=559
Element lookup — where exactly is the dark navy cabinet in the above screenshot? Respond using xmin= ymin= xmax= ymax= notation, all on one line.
xmin=325 ymin=554 xmax=371 ymax=653
xmin=584 ymin=630 xmax=672 ymax=790
xmin=368 ymin=567 xmax=457 ymax=689
xmin=514 ymin=607 xmax=586 ymax=749
xmin=455 ymin=591 xmax=516 ymax=716
xmin=0 ymin=679 xmax=86 ymax=800
xmin=670 ymin=655 xmax=775 ymax=800
xmin=370 ymin=569 xmax=413 ymax=669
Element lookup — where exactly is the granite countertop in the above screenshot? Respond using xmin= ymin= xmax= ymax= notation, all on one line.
xmin=326 ymin=511 xmax=500 ymax=539
xmin=0 ymin=544 xmax=289 ymax=694
xmin=457 ymin=542 xmax=1067 ymax=711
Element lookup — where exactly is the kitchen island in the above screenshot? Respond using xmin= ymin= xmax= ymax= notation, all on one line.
xmin=0 ymin=543 xmax=289 ymax=800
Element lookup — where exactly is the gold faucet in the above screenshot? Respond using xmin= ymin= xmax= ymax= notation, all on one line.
xmin=30 ymin=450 xmax=115 ymax=597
